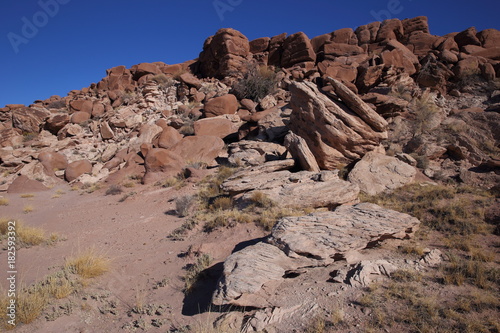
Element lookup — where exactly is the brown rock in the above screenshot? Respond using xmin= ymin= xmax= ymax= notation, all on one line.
xmin=169 ymin=136 xmax=224 ymax=165
xmin=454 ymin=27 xmax=481 ymax=48
xmin=70 ymin=111 xmax=90 ymax=124
xmin=407 ymin=31 xmax=439 ymax=57
xmin=402 ymin=16 xmax=429 ymax=38
xmin=318 ymin=61 xmax=357 ymax=83
xmin=193 ymin=117 xmax=238 ymax=138
xmin=266 ymin=33 xmax=286 ymax=66
xmin=481 ymin=62 xmax=496 ymax=81
xmin=0 ymin=128 xmax=23 ymax=147
xmin=440 ymin=50 xmax=459 ymax=63
xmin=92 ymin=102 xmax=105 ymax=118
xmin=45 ymin=114 xmax=69 ymax=134
xmin=7 ymin=175 xmax=49 ymax=193
xmin=179 ymin=72 xmax=202 ymax=89
xmin=323 ymin=42 xmax=364 ymax=58
xmin=100 ymin=121 xmax=115 ymax=140
xmin=38 ymin=151 xmax=68 ymax=175
xmin=12 ymin=106 xmax=50 ymax=133
xmin=477 ymin=29 xmax=500 ymax=48
xmin=380 ymin=49 xmax=417 ymax=75
xmin=143 ymin=148 xmax=185 ymax=184
xmin=130 ymin=62 xmax=161 ymax=80
xmin=454 ymin=57 xmax=481 ymax=78
xmin=198 ymin=28 xmax=250 ymax=78
xmin=471 ymin=47 xmax=500 ymax=60
xmin=157 ymin=126 xmax=183 ymax=149
xmin=331 ymin=28 xmax=358 ymax=45
xmin=311 ymin=33 xmax=331 ymax=53
xmin=280 ymin=32 xmax=316 ymax=68
xmin=284 ymin=132 xmax=320 ymax=172
xmin=348 ymin=152 xmax=416 ymax=195
xmin=69 ymin=99 xmax=93 ymax=114
xmin=437 ymin=37 xmax=459 ymax=52
xmin=289 ymin=81 xmax=387 ymax=169
xmin=356 ymin=65 xmax=384 ymax=92
xmin=65 ymin=160 xmax=92 ymax=182
xmin=328 ymin=77 xmax=388 ymax=132
xmin=375 ymin=18 xmax=404 ymax=42
xmin=355 ymin=21 xmax=380 ymax=45
xmin=204 ymin=94 xmax=238 ymax=117
xmin=250 ymin=37 xmax=270 ymax=53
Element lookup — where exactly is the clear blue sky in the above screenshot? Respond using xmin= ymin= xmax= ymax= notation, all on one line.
xmin=1 ymin=0 xmax=499 ymax=107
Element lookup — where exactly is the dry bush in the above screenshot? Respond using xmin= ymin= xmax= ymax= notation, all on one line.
xmin=210 ymin=196 xmax=232 ymax=211
xmin=0 ymin=219 xmax=48 ymax=247
xmin=23 ymin=204 xmax=34 ymax=213
xmin=183 ymin=254 xmax=212 ymax=294
xmin=20 ymin=193 xmax=35 ymax=198
xmin=16 ymin=285 xmax=49 ymax=325
xmin=105 ymin=184 xmax=123 ymax=196
xmin=248 ymin=191 xmax=275 ymax=208
xmin=65 ymin=249 xmax=110 ymax=279
xmin=232 ymin=64 xmax=278 ymax=102
xmin=152 ymin=73 xmax=175 ymax=88
xmin=17 ymin=225 xmax=46 ymax=247
xmin=176 ymin=195 xmax=195 ymax=217
xmin=0 ymin=197 xmax=9 ymax=206
xmin=361 ymin=183 xmax=494 ymax=235
xmin=440 ymin=255 xmax=498 ymax=289
xmin=202 ymin=209 xmax=253 ymax=232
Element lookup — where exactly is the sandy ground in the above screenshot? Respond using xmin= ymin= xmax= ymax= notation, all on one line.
xmin=0 ymin=180 xmax=266 ymax=332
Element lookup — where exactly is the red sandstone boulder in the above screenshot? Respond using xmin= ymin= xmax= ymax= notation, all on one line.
xmin=477 ymin=29 xmax=500 ymax=48
xmin=198 ymin=28 xmax=250 ymax=78
xmin=7 ymin=175 xmax=48 ymax=193
xmin=130 ymin=63 xmax=161 ymax=80
xmin=375 ymin=19 xmax=404 ymax=42
xmin=454 ymin=27 xmax=481 ymax=48
xmin=169 ymin=136 xmax=224 ymax=165
xmin=204 ymin=94 xmax=238 ymax=117
xmin=193 ymin=117 xmax=238 ymax=138
xmin=402 ymin=16 xmax=429 ymax=40
xmin=38 ymin=151 xmax=68 ymax=176
xmin=268 ymin=33 xmax=287 ymax=67
xmin=65 ymin=160 xmax=92 ymax=182
xmin=323 ymin=42 xmax=364 ymax=58
xmin=157 ymin=126 xmax=183 ymax=149
xmin=69 ymin=99 xmax=93 ymax=114
xmin=70 ymin=111 xmax=91 ymax=124
xmin=179 ymin=72 xmax=203 ymax=89
xmin=45 ymin=114 xmax=69 ymax=134
xmin=12 ymin=106 xmax=50 ymax=133
xmin=454 ymin=57 xmax=481 ymax=78
xmin=406 ymin=31 xmax=439 ymax=57
xmin=250 ymin=37 xmax=270 ymax=54
xmin=355 ymin=22 xmax=380 ymax=45
xmin=280 ymin=32 xmax=316 ymax=68
xmin=143 ymin=148 xmax=185 ymax=184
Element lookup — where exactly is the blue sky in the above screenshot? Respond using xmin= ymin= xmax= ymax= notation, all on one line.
xmin=1 ymin=0 xmax=499 ymax=107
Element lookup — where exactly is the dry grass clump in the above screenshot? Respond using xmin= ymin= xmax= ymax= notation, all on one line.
xmin=0 ymin=197 xmax=9 ymax=206
xmin=361 ymin=183 xmax=494 ymax=235
xmin=0 ymin=219 xmax=54 ymax=247
xmin=65 ymin=249 xmax=110 ymax=279
xmin=183 ymin=254 xmax=212 ymax=294
xmin=202 ymin=209 xmax=253 ymax=232
xmin=20 ymin=193 xmax=35 ymax=198
xmin=232 ymin=64 xmax=278 ymax=102
xmin=440 ymin=254 xmax=498 ymax=289
xmin=22 ymin=204 xmax=34 ymax=213
xmin=176 ymin=195 xmax=195 ymax=217
xmin=105 ymin=184 xmax=123 ymax=196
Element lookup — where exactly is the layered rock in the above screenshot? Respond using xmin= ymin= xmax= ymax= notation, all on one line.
xmin=288 ymin=80 xmax=387 ymax=169
xmin=348 ymin=152 xmax=417 ymax=195
xmin=213 ymin=203 xmax=420 ymax=307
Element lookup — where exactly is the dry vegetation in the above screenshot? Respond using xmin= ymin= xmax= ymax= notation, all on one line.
xmin=350 ymin=183 xmax=500 ymax=333
xmin=0 ymin=250 xmax=109 ymax=329
xmin=0 ymin=218 xmax=61 ymax=248
xmin=183 ymin=254 xmax=212 ymax=295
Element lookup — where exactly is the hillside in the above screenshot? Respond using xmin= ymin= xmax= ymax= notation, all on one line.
xmin=0 ymin=16 xmax=499 ymax=332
